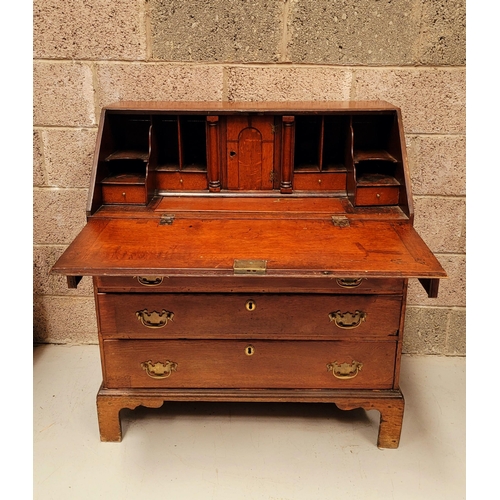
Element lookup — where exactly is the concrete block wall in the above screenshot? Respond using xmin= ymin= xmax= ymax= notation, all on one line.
xmin=33 ymin=0 xmax=465 ymax=355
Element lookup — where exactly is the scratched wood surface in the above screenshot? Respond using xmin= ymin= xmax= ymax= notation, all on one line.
xmin=52 ymin=216 xmax=446 ymax=278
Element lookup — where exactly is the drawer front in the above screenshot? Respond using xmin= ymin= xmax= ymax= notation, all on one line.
xmin=355 ymin=186 xmax=400 ymax=206
xmin=95 ymin=276 xmax=405 ymax=294
xmin=293 ymin=172 xmax=347 ymax=191
xmin=97 ymin=293 xmax=402 ymax=339
xmin=155 ymin=171 xmax=208 ymax=191
xmin=102 ymin=339 xmax=396 ymax=390
xmin=101 ymin=185 xmax=147 ymax=204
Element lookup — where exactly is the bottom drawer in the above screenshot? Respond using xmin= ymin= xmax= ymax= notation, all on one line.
xmin=102 ymin=340 xmax=397 ymax=390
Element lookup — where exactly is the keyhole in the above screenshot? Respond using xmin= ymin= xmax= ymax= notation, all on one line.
xmin=245 ymin=299 xmax=256 ymax=311
xmin=245 ymin=345 xmax=255 ymax=356
xmin=229 ymin=151 xmax=236 ymax=157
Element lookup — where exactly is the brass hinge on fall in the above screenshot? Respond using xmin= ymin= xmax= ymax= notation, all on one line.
xmin=233 ymin=259 xmax=267 ymax=275
xmin=159 ymin=214 xmax=175 ymax=225
xmin=331 ymin=215 xmax=350 ymax=227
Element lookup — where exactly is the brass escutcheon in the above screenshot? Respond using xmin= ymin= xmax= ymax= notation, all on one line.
xmin=245 ymin=345 xmax=255 ymax=356
xmin=136 ymin=309 xmax=174 ymax=328
xmin=329 ymin=310 xmax=367 ymax=329
xmin=141 ymin=360 xmax=178 ymax=379
xmin=327 ymin=361 xmax=363 ymax=380
xmin=245 ymin=299 xmax=256 ymax=311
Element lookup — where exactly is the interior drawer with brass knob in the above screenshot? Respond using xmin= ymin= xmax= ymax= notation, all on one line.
xmin=102 ymin=339 xmax=397 ymax=390
xmin=97 ymin=293 xmax=403 ymax=339
xmin=101 ymin=174 xmax=147 ymax=205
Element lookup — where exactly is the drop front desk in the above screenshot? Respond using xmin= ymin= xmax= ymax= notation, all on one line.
xmin=51 ymin=101 xmax=446 ymax=448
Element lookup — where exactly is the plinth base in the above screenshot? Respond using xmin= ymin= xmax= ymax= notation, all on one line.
xmin=96 ymin=386 xmax=404 ymax=449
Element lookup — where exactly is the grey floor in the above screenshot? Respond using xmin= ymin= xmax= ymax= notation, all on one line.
xmin=34 ymin=345 xmax=465 ymax=499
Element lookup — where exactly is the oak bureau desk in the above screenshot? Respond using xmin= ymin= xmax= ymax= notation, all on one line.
xmin=51 ymin=101 xmax=446 ymax=448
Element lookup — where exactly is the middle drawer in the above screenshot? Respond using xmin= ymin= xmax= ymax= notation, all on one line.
xmin=97 ymin=293 xmax=402 ymax=339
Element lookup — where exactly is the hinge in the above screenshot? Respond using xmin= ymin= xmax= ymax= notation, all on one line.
xmin=269 ymin=171 xmax=275 ymax=182
xmin=331 ymin=215 xmax=350 ymax=227
xmin=159 ymin=214 xmax=175 ymax=225
xmin=233 ymin=259 xmax=267 ymax=275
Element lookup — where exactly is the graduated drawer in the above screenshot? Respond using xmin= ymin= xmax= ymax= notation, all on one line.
xmin=102 ymin=339 xmax=397 ymax=390
xmin=95 ymin=276 xmax=405 ymax=294
xmin=97 ymin=293 xmax=403 ymax=339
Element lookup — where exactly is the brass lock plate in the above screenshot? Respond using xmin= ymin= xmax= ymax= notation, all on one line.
xmin=233 ymin=259 xmax=267 ymax=275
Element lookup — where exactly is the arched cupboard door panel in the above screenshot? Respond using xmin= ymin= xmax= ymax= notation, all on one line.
xmin=226 ymin=116 xmax=275 ymax=190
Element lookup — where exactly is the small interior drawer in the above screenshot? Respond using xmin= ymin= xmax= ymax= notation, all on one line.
xmin=355 ymin=186 xmax=400 ymax=206
xmin=101 ymin=184 xmax=147 ymax=204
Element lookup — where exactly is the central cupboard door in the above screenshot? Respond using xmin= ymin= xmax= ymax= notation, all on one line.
xmin=226 ymin=115 xmax=276 ymax=190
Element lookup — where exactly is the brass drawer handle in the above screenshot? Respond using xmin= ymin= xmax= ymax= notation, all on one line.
xmin=336 ymin=278 xmax=363 ymax=288
xmin=327 ymin=361 xmax=363 ymax=379
xmin=329 ymin=310 xmax=367 ymax=329
xmin=137 ymin=276 xmax=164 ymax=286
xmin=141 ymin=360 xmax=178 ymax=379
xmin=136 ymin=309 xmax=174 ymax=328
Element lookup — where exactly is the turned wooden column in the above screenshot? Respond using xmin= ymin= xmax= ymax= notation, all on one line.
xmin=206 ymin=116 xmax=221 ymax=192
xmin=280 ymin=115 xmax=294 ymax=194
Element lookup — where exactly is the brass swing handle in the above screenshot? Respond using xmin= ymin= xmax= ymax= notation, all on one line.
xmin=137 ymin=276 xmax=164 ymax=286
xmin=327 ymin=361 xmax=363 ymax=379
xmin=141 ymin=360 xmax=178 ymax=379
xmin=136 ymin=309 xmax=174 ymax=328
xmin=329 ymin=310 xmax=367 ymax=329
xmin=336 ymin=278 xmax=363 ymax=288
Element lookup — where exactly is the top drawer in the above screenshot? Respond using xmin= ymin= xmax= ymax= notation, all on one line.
xmin=95 ymin=276 xmax=405 ymax=294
